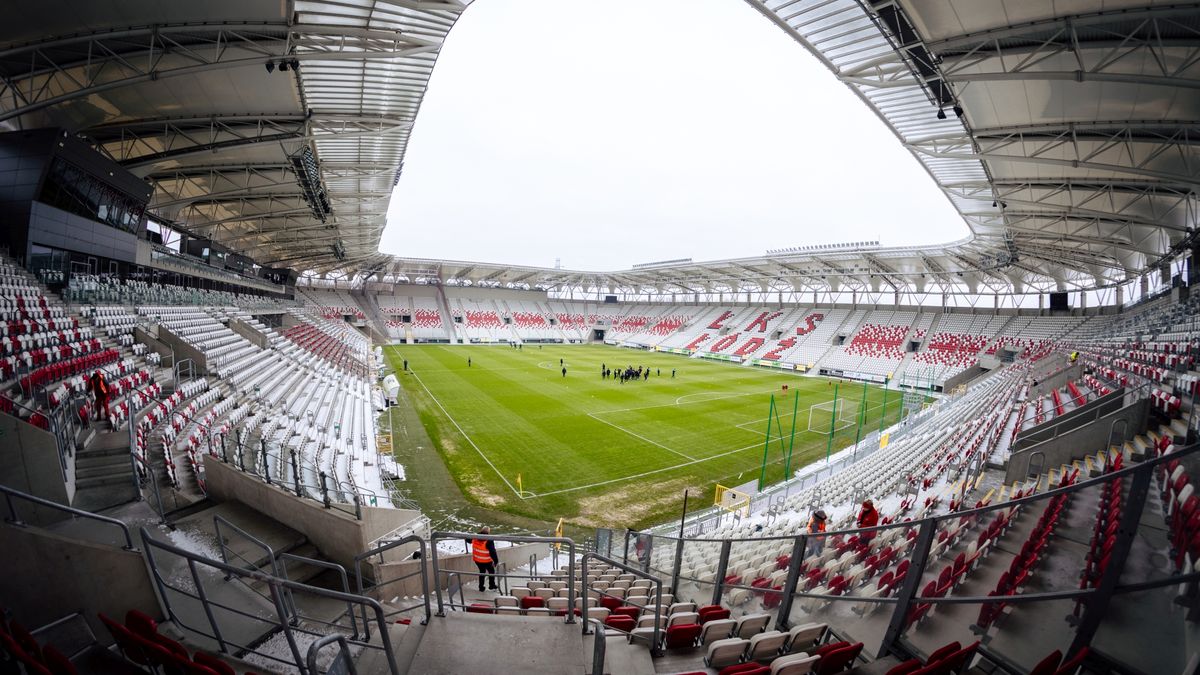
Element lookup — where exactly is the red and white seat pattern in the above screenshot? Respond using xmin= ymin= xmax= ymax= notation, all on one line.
xmin=413 ymin=308 xmax=442 ymax=327
xmin=281 ymin=321 xmax=369 ymax=377
xmin=464 ymin=310 xmax=503 ymax=329
xmin=845 ymin=323 xmax=908 ymax=360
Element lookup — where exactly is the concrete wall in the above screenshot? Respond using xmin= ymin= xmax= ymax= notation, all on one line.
xmin=1005 ymin=397 xmax=1149 ymax=482
xmin=943 ymin=364 xmax=987 ymax=391
xmin=204 ymin=458 xmax=421 ymax=570
xmin=134 ymin=326 xmax=176 ymax=362
xmin=1027 ymin=362 xmax=1083 ymax=399
xmin=0 ymin=522 xmax=159 ymax=642
xmin=229 ymin=319 xmax=268 ymax=349
xmin=368 ymin=542 xmax=548 ymax=598
xmin=1013 ymin=388 xmax=1126 ymax=451
xmin=0 ymin=412 xmax=72 ymax=525
xmin=155 ymin=324 xmax=209 ymax=373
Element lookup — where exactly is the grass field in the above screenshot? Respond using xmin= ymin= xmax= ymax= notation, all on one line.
xmin=383 ymin=344 xmax=907 ymax=530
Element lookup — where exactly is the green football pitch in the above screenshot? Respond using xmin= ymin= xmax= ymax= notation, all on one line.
xmin=383 ymin=344 xmax=906 ymax=529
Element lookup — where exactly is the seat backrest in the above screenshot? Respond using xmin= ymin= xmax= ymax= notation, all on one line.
xmin=124 ymin=610 xmax=158 ymax=639
xmin=670 ymin=602 xmax=698 ymax=615
xmin=938 ymin=640 xmax=980 ymax=672
xmin=520 ymin=596 xmax=545 ymax=609
xmin=193 ymin=652 xmax=236 ymax=675
xmin=604 ymin=615 xmax=636 ymax=632
xmin=706 ymin=637 xmax=749 ymax=667
xmin=40 ymin=644 xmax=78 ymax=675
xmin=669 ymin=611 xmax=699 ymax=627
xmin=748 ymin=630 xmax=788 ymax=659
xmin=883 ymin=658 xmax=923 ymax=675
xmin=925 ymin=641 xmax=960 ymax=664
xmin=736 ymin=613 xmax=771 ymax=638
xmin=7 ymin=621 xmax=40 ymax=661
xmin=771 ymin=653 xmax=819 ymax=675
xmin=97 ymin=613 xmax=153 ymax=667
xmin=1053 ymin=647 xmax=1089 ymax=675
xmin=700 ymin=619 xmax=737 ymax=644
xmin=811 ymin=641 xmax=849 ymax=660
xmin=785 ymin=622 xmax=826 ymax=653
xmin=815 ymin=642 xmax=863 ymax=675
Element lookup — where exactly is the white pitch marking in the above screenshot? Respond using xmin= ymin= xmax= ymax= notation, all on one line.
xmin=408 ymin=369 xmax=523 ymax=498
xmin=585 ymin=412 xmax=696 ymax=462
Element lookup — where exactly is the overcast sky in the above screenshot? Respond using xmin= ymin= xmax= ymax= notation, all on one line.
xmin=380 ymin=0 xmax=966 ymax=271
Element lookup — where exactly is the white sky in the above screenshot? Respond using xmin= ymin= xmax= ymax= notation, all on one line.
xmin=380 ymin=0 xmax=967 ymax=271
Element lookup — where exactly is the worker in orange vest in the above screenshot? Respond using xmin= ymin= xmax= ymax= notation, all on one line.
xmin=805 ymin=510 xmax=828 ymax=558
xmin=469 ymin=526 xmax=499 ymax=592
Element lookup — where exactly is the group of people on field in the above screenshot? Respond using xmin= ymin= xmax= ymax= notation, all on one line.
xmin=601 ymin=363 xmax=675 ymax=382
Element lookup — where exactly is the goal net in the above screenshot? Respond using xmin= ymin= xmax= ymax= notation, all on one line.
xmin=714 ymin=484 xmax=751 ymax=518
xmin=807 ymin=399 xmax=860 ymax=434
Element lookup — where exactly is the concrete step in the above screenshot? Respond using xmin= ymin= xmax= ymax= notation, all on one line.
xmin=75 ymin=456 xmax=133 ymax=478
xmin=75 ymin=473 xmax=136 ymax=490
xmin=583 ymin=632 xmax=655 ymax=675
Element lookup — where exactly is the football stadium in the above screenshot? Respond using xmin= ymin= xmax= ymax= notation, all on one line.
xmin=0 ymin=1 xmax=1198 ymax=674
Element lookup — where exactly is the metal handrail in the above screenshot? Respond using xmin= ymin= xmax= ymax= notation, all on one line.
xmin=352 ymin=533 xmax=432 ymax=636
xmin=0 ymin=483 xmax=135 ymax=550
xmin=141 ymin=526 xmax=401 ymax=675
xmin=587 ymin=617 xmax=606 ymax=675
xmin=581 ymin=552 xmax=664 ymax=654
xmin=306 ymin=634 xmax=359 ymax=675
xmin=428 ymin=531 xmax=577 ymax=623
xmin=277 ymin=551 xmax=360 ymax=638
xmin=212 ymin=514 xmax=300 ymax=621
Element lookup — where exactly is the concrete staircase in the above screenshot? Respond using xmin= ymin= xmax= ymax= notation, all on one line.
xmin=353 ymin=289 xmax=393 ymax=343
xmin=434 ymin=286 xmax=459 ymax=344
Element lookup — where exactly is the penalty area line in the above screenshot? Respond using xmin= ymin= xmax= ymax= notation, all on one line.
xmin=409 ymin=370 xmax=524 ymax=499
xmin=585 ymin=412 xmax=696 ymax=461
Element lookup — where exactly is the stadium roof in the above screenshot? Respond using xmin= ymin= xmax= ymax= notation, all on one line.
xmin=0 ymin=0 xmax=1196 ymax=296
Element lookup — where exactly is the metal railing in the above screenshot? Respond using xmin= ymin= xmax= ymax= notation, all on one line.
xmin=0 ymin=483 xmax=135 ymax=550
xmin=352 ymin=534 xmax=432 ymax=636
xmin=212 ymin=514 xmax=298 ymax=621
xmin=622 ymin=440 xmax=1200 ymax=672
xmin=141 ymin=526 xmax=402 ymax=675
xmin=428 ymin=531 xmax=576 ymax=622
xmin=586 ymin=617 xmax=606 ymax=675
xmin=307 ymin=634 xmax=359 ymax=675
xmin=580 ymin=552 xmax=664 ymax=653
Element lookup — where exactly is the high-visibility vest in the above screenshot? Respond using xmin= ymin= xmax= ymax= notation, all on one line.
xmin=807 ymin=517 xmax=826 ymax=534
xmin=471 ymin=539 xmax=491 ymax=564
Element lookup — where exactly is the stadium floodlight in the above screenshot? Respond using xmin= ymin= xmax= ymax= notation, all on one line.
xmin=936 ymin=108 xmax=947 ymax=120
xmin=279 ymin=60 xmax=289 ymax=72
xmin=953 ymin=105 xmax=964 ymax=117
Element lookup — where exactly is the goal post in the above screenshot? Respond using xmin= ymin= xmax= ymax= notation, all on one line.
xmin=806 ymin=398 xmax=859 ymax=434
